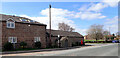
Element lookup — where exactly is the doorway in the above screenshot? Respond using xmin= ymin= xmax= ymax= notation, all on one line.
xmin=65 ymin=39 xmax=68 ymax=47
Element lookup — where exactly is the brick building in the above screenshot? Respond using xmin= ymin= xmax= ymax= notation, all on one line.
xmin=0 ymin=14 xmax=47 ymax=49
xmin=46 ymin=29 xmax=84 ymax=48
xmin=0 ymin=14 xmax=84 ymax=50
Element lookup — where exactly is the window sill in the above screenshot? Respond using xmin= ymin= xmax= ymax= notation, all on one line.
xmin=7 ymin=27 xmax=15 ymax=29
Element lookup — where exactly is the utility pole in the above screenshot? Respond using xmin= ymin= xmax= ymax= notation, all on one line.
xmin=49 ymin=4 xmax=52 ymax=47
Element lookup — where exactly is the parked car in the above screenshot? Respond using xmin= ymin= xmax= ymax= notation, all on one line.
xmin=112 ymin=40 xmax=119 ymax=43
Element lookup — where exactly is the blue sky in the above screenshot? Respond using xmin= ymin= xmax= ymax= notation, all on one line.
xmin=1 ymin=2 xmax=118 ymax=35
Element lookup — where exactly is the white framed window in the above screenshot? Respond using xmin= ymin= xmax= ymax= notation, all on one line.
xmin=8 ymin=37 xmax=17 ymax=43
xmin=6 ymin=18 xmax=15 ymax=28
xmin=7 ymin=22 xmax=15 ymax=28
xmin=34 ymin=37 xmax=40 ymax=42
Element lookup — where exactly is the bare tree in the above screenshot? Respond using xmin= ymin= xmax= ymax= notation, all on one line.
xmin=87 ymin=24 xmax=104 ymax=41
xmin=69 ymin=27 xmax=75 ymax=32
xmin=58 ymin=22 xmax=75 ymax=32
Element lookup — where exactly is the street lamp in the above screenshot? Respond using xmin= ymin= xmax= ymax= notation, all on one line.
xmin=28 ymin=24 xmax=30 ymax=27
xmin=58 ymin=35 xmax=60 ymax=38
xmin=58 ymin=35 xmax=60 ymax=48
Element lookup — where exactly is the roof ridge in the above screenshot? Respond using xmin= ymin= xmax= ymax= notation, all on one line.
xmin=46 ymin=29 xmax=83 ymax=37
xmin=47 ymin=29 xmax=77 ymax=33
xmin=0 ymin=14 xmax=47 ymax=26
xmin=0 ymin=14 xmax=31 ymax=20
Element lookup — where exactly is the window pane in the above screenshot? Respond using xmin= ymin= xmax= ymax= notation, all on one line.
xmin=13 ymin=38 xmax=16 ymax=43
xmin=10 ymin=38 xmax=12 ymax=43
xmin=37 ymin=38 xmax=38 ymax=41
xmin=37 ymin=37 xmax=40 ymax=41
xmin=21 ymin=19 xmax=27 ymax=22
xmin=30 ymin=20 xmax=34 ymax=22
xmin=15 ymin=37 xmax=17 ymax=43
xmin=34 ymin=37 xmax=40 ymax=42
xmin=11 ymin=23 xmax=14 ymax=27
xmin=34 ymin=38 xmax=37 ymax=42
xmin=11 ymin=37 xmax=17 ymax=43
xmin=7 ymin=22 xmax=10 ymax=27
xmin=8 ymin=37 xmax=13 ymax=43
xmin=38 ymin=37 xmax=40 ymax=41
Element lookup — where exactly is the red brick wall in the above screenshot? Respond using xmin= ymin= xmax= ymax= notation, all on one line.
xmin=49 ymin=36 xmax=84 ymax=47
xmin=66 ymin=37 xmax=84 ymax=47
xmin=2 ymin=22 xmax=46 ymax=49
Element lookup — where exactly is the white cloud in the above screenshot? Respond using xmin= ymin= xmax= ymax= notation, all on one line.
xmin=76 ymin=0 xmax=118 ymax=20
xmin=105 ymin=16 xmax=118 ymax=24
xmin=77 ymin=3 xmax=106 ymax=20
xmin=40 ymin=8 xmax=75 ymax=18
xmin=87 ymin=3 xmax=108 ymax=12
xmin=75 ymin=11 xmax=106 ymax=20
xmin=87 ymin=0 xmax=118 ymax=12
xmin=78 ymin=4 xmax=88 ymax=11
xmin=76 ymin=28 xmax=87 ymax=36
xmin=104 ymin=16 xmax=118 ymax=33
xmin=102 ymin=0 xmax=119 ymax=7
xmin=40 ymin=8 xmax=76 ymax=29
xmin=77 ymin=2 xmax=108 ymax=20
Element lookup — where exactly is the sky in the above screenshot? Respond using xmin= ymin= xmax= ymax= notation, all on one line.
xmin=1 ymin=0 xmax=118 ymax=35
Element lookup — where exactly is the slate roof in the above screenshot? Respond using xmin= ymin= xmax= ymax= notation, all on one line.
xmin=0 ymin=14 xmax=46 ymax=26
xmin=46 ymin=29 xmax=84 ymax=38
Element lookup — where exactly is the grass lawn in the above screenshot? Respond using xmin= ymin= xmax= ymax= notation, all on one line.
xmin=86 ymin=43 xmax=107 ymax=44
xmin=84 ymin=39 xmax=105 ymax=41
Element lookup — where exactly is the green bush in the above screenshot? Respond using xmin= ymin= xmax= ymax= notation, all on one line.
xmin=35 ymin=41 xmax=41 ymax=48
xmin=20 ymin=42 xmax=27 ymax=49
xmin=3 ymin=42 xmax=14 ymax=51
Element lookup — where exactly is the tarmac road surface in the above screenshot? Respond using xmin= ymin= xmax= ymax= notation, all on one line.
xmin=2 ymin=43 xmax=119 ymax=56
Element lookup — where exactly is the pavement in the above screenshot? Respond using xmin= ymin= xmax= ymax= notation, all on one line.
xmin=1 ymin=43 xmax=119 ymax=56
xmin=1 ymin=45 xmax=91 ymax=55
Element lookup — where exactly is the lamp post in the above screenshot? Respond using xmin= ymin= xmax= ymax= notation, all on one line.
xmin=58 ymin=35 xmax=60 ymax=48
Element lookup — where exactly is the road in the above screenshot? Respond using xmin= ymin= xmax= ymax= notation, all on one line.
xmin=2 ymin=43 xmax=118 ymax=56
